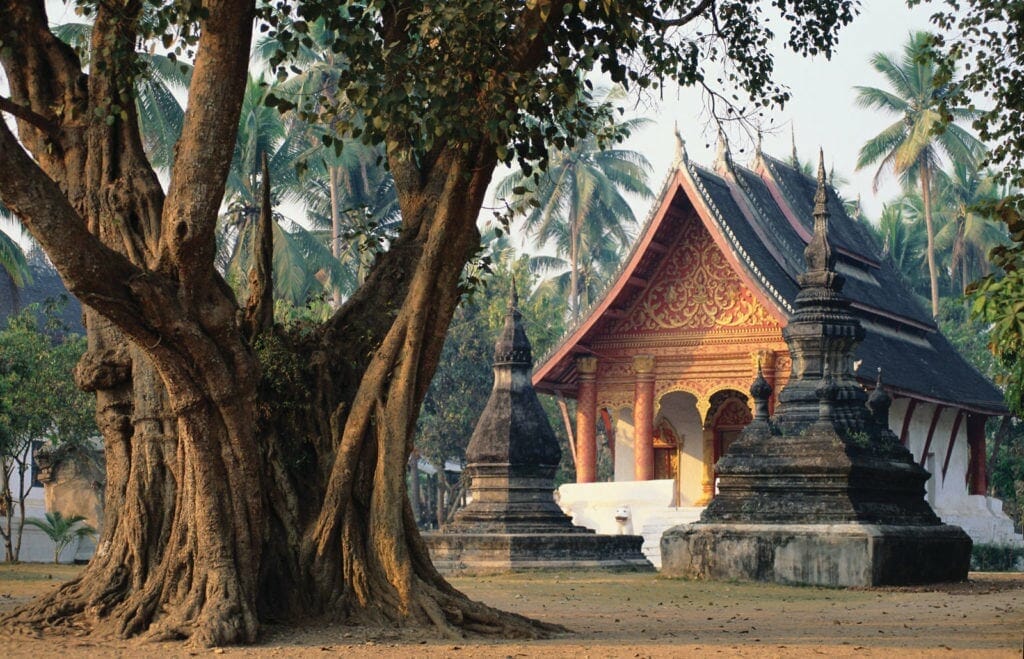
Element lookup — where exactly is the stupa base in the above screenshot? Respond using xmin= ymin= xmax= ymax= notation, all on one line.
xmin=660 ymin=522 xmax=971 ymax=586
xmin=425 ymin=531 xmax=653 ymax=574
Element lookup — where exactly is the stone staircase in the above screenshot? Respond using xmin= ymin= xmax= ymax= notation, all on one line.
xmin=638 ymin=507 xmax=704 ymax=569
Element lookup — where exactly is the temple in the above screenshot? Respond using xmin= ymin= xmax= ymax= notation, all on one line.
xmin=532 ymin=135 xmax=1022 ymax=565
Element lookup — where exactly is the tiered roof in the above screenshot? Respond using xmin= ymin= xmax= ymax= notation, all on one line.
xmin=533 ymin=142 xmax=1006 ymax=416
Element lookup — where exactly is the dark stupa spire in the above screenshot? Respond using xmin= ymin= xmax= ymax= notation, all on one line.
xmin=452 ymin=283 xmax=573 ymax=532
xmin=772 ymin=149 xmax=868 ymax=434
xmin=696 ymin=148 xmax=947 ymax=529
xmin=428 ymin=294 xmax=652 ymax=572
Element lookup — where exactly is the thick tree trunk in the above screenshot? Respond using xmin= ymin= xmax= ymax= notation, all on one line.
xmin=0 ymin=0 xmax=560 ymax=647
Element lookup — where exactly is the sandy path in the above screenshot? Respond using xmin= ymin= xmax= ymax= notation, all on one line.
xmin=1 ymin=565 xmax=1021 ymax=657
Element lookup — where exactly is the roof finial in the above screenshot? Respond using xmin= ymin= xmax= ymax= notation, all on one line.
xmin=509 ymin=275 xmax=519 ymax=312
xmin=673 ymin=122 xmax=687 ymax=167
xmin=790 ymin=125 xmax=799 ymax=168
xmin=714 ymin=126 xmax=731 ymax=171
xmin=802 ymin=148 xmax=834 ymax=273
xmin=814 ymin=148 xmax=828 ymax=221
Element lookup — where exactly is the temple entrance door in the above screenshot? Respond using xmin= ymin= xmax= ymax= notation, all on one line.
xmin=652 ymin=417 xmax=680 ymax=481
xmin=707 ymin=391 xmax=753 ymax=490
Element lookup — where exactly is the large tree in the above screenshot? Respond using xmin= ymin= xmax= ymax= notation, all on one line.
xmin=0 ymin=0 xmax=858 ymax=647
xmin=855 ymin=31 xmax=984 ymax=317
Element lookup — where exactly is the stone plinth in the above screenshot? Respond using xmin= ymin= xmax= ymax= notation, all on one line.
xmin=662 ymin=523 xmax=970 ymax=586
xmin=428 ymin=531 xmax=651 ymax=574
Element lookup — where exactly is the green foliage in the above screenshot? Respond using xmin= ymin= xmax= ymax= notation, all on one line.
xmin=988 ymin=423 xmax=1024 ymax=526
xmin=0 ymin=301 xmax=96 ymax=454
xmin=970 ymin=543 xmax=1024 ymax=572
xmin=966 ymin=197 xmax=1024 ymax=415
xmin=923 ymin=1 xmax=1024 ymax=191
xmin=0 ymin=228 xmax=29 ymax=290
xmin=260 ymin=2 xmax=858 ymax=171
xmin=24 ymin=511 xmax=96 ymax=564
xmin=0 ymin=299 xmax=94 ymax=562
xmin=495 ymin=87 xmax=652 ymax=321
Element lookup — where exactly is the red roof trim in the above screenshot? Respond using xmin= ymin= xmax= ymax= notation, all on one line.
xmin=531 ymin=171 xmax=688 ymax=387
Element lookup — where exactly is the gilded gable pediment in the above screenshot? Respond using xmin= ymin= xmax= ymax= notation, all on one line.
xmin=617 ymin=218 xmax=780 ymax=333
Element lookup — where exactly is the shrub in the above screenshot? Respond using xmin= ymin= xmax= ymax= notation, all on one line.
xmin=970 ymin=543 xmax=1024 ymax=571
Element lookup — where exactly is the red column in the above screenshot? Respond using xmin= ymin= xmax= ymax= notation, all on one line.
xmin=967 ymin=414 xmax=988 ymax=495
xmin=575 ymin=356 xmax=598 ymax=483
xmin=633 ymin=355 xmax=656 ymax=481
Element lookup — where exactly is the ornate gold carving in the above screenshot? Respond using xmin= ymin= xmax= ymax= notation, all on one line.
xmin=653 ymin=416 xmax=681 ymax=449
xmin=577 ymin=355 xmax=598 ymax=375
xmin=715 ymin=398 xmax=753 ymax=427
xmin=696 ymin=396 xmax=711 ymax=423
xmin=618 ymin=218 xmax=781 ymax=332
xmin=633 ymin=354 xmax=656 ymax=375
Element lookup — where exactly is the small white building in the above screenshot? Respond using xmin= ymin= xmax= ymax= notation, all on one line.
xmin=3 ymin=442 xmax=101 ymax=563
xmin=535 ymin=147 xmax=1022 ymax=567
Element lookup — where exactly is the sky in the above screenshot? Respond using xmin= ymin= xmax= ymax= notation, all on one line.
xmin=608 ymin=2 xmax=940 ymax=225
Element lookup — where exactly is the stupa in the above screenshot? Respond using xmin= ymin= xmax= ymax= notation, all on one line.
xmin=425 ymin=284 xmax=652 ymax=572
xmin=660 ymin=152 xmax=972 ymax=586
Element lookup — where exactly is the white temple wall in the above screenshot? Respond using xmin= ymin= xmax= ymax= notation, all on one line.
xmin=892 ymin=399 xmax=1022 ymax=546
xmin=894 ymin=402 xmax=967 ymax=508
xmin=658 ymin=391 xmax=704 ymax=505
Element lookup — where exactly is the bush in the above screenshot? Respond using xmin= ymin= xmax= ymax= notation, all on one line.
xmin=970 ymin=543 xmax=1024 ymax=571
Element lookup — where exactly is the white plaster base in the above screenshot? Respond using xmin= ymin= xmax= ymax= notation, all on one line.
xmin=557 ymin=482 xmax=1024 ymax=571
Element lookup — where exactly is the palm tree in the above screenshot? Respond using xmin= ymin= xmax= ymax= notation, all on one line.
xmin=495 ymin=88 xmax=652 ymax=321
xmin=25 ymin=511 xmax=96 ymax=564
xmin=856 ymin=31 xmax=985 ymax=317
xmin=876 ymin=199 xmax=929 ymax=298
xmin=932 ymin=162 xmax=1006 ymax=294
xmin=0 ymin=205 xmax=31 ymax=290
xmin=217 ymin=76 xmax=346 ymax=306
xmin=254 ymin=25 xmax=402 ymax=306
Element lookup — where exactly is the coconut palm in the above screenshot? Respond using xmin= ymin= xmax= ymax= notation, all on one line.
xmin=495 ymin=88 xmax=652 ymax=321
xmin=25 ymin=511 xmax=96 ymax=564
xmin=0 ymin=204 xmax=31 ymax=290
xmin=255 ymin=25 xmax=401 ymax=305
xmin=933 ymin=162 xmax=1007 ymax=294
xmin=856 ymin=31 xmax=985 ymax=317
xmin=300 ymin=140 xmax=400 ymax=301
xmin=217 ymin=76 xmax=346 ymax=306
xmin=876 ymin=199 xmax=929 ymax=298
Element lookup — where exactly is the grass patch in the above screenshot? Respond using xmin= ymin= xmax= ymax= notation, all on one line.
xmin=0 ymin=563 xmax=83 ymax=582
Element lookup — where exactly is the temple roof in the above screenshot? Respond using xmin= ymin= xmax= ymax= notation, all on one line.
xmin=533 ymin=147 xmax=1007 ymax=416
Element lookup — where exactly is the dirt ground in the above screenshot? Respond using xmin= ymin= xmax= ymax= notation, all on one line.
xmin=1 ymin=564 xmax=1022 ymax=657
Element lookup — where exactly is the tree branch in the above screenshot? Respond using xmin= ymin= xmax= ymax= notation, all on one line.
xmin=162 ymin=0 xmax=256 ymax=281
xmin=0 ymin=118 xmax=154 ymax=343
xmin=654 ymin=0 xmax=715 ymax=29
xmin=0 ymin=96 xmax=58 ymax=137
xmin=244 ymin=152 xmax=274 ymax=340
